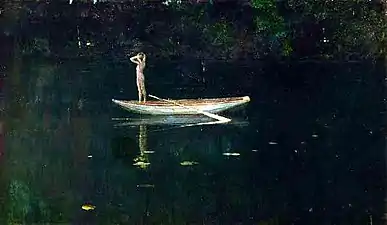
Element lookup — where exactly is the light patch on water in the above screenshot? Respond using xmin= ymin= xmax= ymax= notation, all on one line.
xmin=137 ymin=184 xmax=155 ymax=188
xmin=133 ymin=162 xmax=150 ymax=167
xmin=180 ymin=161 xmax=199 ymax=166
xmin=163 ymin=0 xmax=181 ymax=6
xmin=143 ymin=151 xmax=155 ymax=154
xmin=223 ymin=152 xmax=240 ymax=156
xmin=312 ymin=134 xmax=318 ymax=138
xmin=269 ymin=141 xmax=278 ymax=145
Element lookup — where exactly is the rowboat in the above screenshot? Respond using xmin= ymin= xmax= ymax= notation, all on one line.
xmin=112 ymin=96 xmax=250 ymax=115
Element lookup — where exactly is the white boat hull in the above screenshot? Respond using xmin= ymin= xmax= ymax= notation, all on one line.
xmin=112 ymin=96 xmax=250 ymax=115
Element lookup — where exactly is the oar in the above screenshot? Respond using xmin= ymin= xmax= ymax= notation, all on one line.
xmin=148 ymin=94 xmax=232 ymax=123
xmin=143 ymin=120 xmax=231 ymax=133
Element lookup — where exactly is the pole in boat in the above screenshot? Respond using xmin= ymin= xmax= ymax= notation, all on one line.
xmin=148 ymin=94 xmax=232 ymax=123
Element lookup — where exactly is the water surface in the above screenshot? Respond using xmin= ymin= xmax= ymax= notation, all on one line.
xmin=3 ymin=57 xmax=385 ymax=224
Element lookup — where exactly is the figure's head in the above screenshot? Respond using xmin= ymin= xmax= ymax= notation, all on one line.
xmin=137 ymin=52 xmax=145 ymax=59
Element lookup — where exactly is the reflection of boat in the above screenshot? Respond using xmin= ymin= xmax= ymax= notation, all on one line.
xmin=112 ymin=96 xmax=250 ymax=115
xmin=112 ymin=115 xmax=249 ymax=127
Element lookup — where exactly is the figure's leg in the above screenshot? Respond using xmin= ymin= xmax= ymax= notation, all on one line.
xmin=142 ymin=85 xmax=147 ymax=102
xmin=138 ymin=89 xmax=142 ymax=102
xmin=141 ymin=81 xmax=147 ymax=102
xmin=137 ymin=80 xmax=142 ymax=102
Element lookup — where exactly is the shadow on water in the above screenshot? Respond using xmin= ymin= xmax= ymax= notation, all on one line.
xmin=3 ymin=56 xmax=386 ymax=224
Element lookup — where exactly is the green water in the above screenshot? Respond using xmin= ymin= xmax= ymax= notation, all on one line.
xmin=3 ymin=57 xmax=385 ymax=224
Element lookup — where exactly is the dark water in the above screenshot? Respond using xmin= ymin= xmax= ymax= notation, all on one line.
xmin=3 ymin=57 xmax=386 ymax=224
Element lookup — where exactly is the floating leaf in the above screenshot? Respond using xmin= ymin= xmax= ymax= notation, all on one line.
xmin=82 ymin=204 xmax=96 ymax=211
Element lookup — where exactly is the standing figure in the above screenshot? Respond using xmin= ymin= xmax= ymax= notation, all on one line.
xmin=130 ymin=52 xmax=147 ymax=102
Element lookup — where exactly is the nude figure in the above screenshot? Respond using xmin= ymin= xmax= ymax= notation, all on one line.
xmin=130 ymin=52 xmax=147 ymax=102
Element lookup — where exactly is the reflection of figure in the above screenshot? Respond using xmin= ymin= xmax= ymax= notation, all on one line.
xmin=133 ymin=125 xmax=149 ymax=169
xmin=130 ymin=52 xmax=147 ymax=103
xmin=139 ymin=124 xmax=147 ymax=154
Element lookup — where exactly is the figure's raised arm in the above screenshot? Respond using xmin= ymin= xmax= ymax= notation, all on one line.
xmin=130 ymin=55 xmax=140 ymax=64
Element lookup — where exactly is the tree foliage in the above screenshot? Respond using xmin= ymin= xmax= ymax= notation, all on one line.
xmin=1 ymin=0 xmax=386 ymax=61
xmin=285 ymin=0 xmax=387 ymax=59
